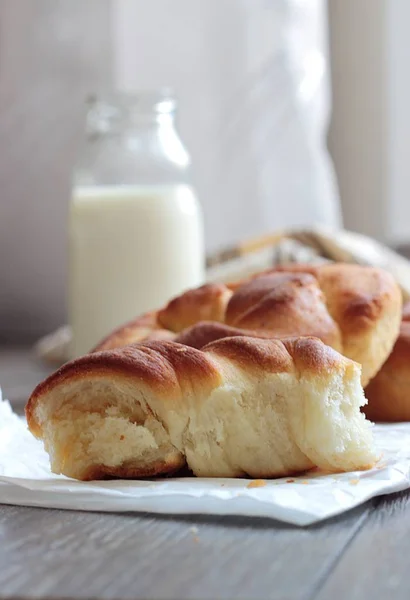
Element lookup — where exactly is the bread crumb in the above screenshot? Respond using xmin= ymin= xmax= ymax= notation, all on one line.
xmin=246 ymin=479 xmax=266 ymax=489
xmin=189 ymin=526 xmax=198 ymax=534
xmin=193 ymin=536 xmax=199 ymax=543
xmin=119 ymin=435 xmax=125 ymax=441
xmin=349 ymin=478 xmax=360 ymax=485
xmin=301 ymin=480 xmax=309 ymax=485
xmin=286 ymin=479 xmax=295 ymax=483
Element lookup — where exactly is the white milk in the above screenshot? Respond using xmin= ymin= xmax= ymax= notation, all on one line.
xmin=68 ymin=184 xmax=204 ymax=357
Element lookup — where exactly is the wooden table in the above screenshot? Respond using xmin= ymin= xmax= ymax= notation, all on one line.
xmin=1 ymin=346 xmax=410 ymax=600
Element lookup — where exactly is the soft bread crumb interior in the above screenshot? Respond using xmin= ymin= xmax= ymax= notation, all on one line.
xmin=183 ymin=374 xmax=314 ymax=478
xmin=181 ymin=361 xmax=375 ymax=477
xmin=34 ymin=359 xmax=376 ymax=480
xmin=289 ymin=363 xmax=376 ymax=471
xmin=37 ymin=379 xmax=183 ymax=479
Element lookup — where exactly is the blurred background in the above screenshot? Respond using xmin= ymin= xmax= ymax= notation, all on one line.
xmin=1 ymin=0 xmax=409 ymax=342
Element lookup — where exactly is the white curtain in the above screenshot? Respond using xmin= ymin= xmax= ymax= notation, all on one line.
xmin=329 ymin=0 xmax=410 ymax=245
xmin=112 ymin=0 xmax=341 ymax=252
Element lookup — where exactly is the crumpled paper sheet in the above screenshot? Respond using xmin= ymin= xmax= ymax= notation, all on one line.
xmin=1 ymin=392 xmax=410 ymax=526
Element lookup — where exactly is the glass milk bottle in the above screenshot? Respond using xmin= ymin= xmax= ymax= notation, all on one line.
xmin=69 ymin=91 xmax=205 ymax=357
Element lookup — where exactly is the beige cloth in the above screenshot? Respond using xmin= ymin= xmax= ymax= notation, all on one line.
xmin=35 ymin=228 xmax=410 ymax=365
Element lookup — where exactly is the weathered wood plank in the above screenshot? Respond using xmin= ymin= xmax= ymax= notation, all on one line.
xmin=315 ymin=490 xmax=410 ymax=600
xmin=0 ymin=504 xmax=374 ymax=600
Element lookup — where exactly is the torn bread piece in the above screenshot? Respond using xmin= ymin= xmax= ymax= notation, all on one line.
xmin=26 ymin=337 xmax=377 ymax=481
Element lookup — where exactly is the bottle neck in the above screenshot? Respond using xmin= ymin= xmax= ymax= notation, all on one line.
xmin=76 ymin=91 xmax=191 ymax=185
xmin=86 ymin=92 xmax=177 ymax=137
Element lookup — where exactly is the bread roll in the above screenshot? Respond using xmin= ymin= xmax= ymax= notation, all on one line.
xmin=365 ymin=302 xmax=410 ymax=421
xmin=26 ymin=337 xmax=376 ymax=481
xmin=95 ymin=312 xmax=176 ymax=350
xmin=94 ymin=264 xmax=402 ymax=387
xmin=174 ymin=321 xmax=262 ymax=348
xmin=157 ymin=283 xmax=232 ymax=332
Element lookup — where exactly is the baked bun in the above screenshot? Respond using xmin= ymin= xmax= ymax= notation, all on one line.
xmin=365 ymin=302 xmax=410 ymax=421
xmin=26 ymin=337 xmax=376 ymax=481
xmin=174 ymin=321 xmax=266 ymax=348
xmin=95 ymin=312 xmax=176 ymax=350
xmin=93 ymin=264 xmax=402 ymax=387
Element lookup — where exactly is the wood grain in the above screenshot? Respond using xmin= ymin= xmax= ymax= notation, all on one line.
xmin=316 ymin=491 xmax=410 ymax=600
xmin=0 ymin=504 xmax=374 ymax=600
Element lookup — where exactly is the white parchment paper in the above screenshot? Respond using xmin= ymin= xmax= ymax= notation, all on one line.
xmin=1 ymin=391 xmax=410 ymax=526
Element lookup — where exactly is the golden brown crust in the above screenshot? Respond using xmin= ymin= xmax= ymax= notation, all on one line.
xmin=365 ymin=318 xmax=410 ymax=421
xmin=204 ymin=335 xmax=343 ymax=377
xmin=283 ymin=336 xmax=344 ymax=374
xmin=317 ymin=264 xmax=397 ymax=335
xmin=157 ymin=283 xmax=232 ymax=332
xmin=203 ymin=336 xmax=294 ymax=374
xmin=264 ymin=263 xmax=402 ymax=384
xmin=93 ymin=312 xmax=175 ymax=353
xmin=27 ymin=335 xmax=349 ymax=438
xmin=318 ymin=264 xmax=402 ymax=384
xmin=225 ymin=272 xmax=307 ymax=324
xmin=270 ymin=263 xmax=400 ymax=336
xmin=27 ymin=335 xmax=376 ymax=480
xmin=174 ymin=321 xmax=266 ymax=349
xmin=91 ymin=263 xmax=401 ymax=387
xmin=27 ymin=341 xmax=222 ymax=434
xmin=224 ymin=272 xmax=342 ymax=350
